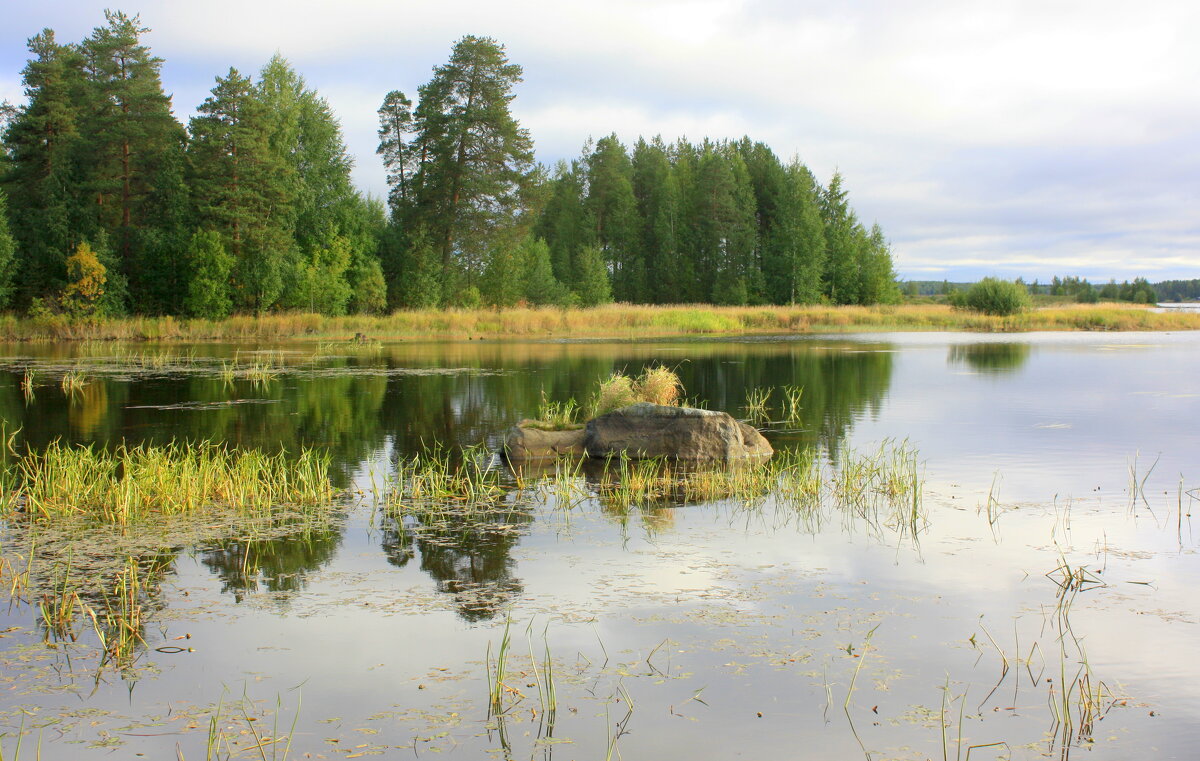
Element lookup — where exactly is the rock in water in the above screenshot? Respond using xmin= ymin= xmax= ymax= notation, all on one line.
xmin=503 ymin=422 xmax=587 ymax=461
xmin=584 ymin=402 xmax=773 ymax=461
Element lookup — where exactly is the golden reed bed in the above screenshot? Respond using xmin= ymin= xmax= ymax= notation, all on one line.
xmin=0 ymin=303 xmax=1195 ymax=342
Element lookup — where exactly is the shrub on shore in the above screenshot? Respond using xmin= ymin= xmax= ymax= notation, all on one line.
xmin=964 ymin=278 xmax=1031 ymax=316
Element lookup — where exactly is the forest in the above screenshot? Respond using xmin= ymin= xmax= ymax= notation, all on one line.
xmin=0 ymin=13 xmax=899 ymax=318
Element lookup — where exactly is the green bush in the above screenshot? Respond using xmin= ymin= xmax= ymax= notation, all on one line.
xmin=964 ymin=277 xmax=1030 ymax=316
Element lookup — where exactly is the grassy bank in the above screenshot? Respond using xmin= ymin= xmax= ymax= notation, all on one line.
xmin=0 ymin=302 xmax=1196 ymax=342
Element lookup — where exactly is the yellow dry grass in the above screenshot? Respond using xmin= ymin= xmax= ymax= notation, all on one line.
xmin=0 ymin=302 xmax=1195 ymax=342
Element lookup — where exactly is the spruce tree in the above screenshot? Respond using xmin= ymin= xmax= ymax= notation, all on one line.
xmin=631 ymin=138 xmax=680 ymax=303
xmin=820 ymin=172 xmax=860 ymax=304
xmin=188 ymin=68 xmax=292 ymax=312
xmin=585 ymin=135 xmax=642 ymax=301
xmin=184 ymin=229 xmax=233 ymax=319
xmin=2 ymin=30 xmax=88 ymax=305
xmin=533 ymin=160 xmax=591 ymax=286
xmin=573 ymin=245 xmax=612 ymax=307
xmin=0 ymin=190 xmax=16 ymax=309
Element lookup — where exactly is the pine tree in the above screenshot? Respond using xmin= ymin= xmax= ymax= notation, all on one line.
xmin=376 ymin=90 xmax=416 ymax=215
xmin=79 ymin=11 xmax=185 ymax=284
xmin=386 ymin=36 xmax=535 ymax=292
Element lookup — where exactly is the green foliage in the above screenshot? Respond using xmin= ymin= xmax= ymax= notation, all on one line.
xmin=184 ymin=229 xmax=233 ymax=319
xmin=517 ymin=236 xmax=570 ymax=305
xmin=392 ymin=227 xmax=442 ymax=309
xmin=188 ymin=67 xmax=293 ymax=313
xmin=481 ymin=242 xmax=524 ymax=307
xmin=965 ymin=277 xmax=1031 ymax=316
xmin=573 ymin=245 xmax=612 ymax=307
xmin=380 ymin=35 xmax=535 ymax=303
xmin=0 ymin=18 xmax=903 ymax=317
xmin=292 ymin=233 xmax=353 ymax=315
xmin=347 ymin=252 xmax=387 ymax=314
xmin=0 ymin=190 xmax=16 ymax=309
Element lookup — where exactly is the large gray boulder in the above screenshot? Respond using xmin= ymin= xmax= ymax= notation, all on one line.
xmin=583 ymin=402 xmax=773 ymax=461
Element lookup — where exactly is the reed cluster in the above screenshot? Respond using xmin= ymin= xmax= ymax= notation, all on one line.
xmin=386 ymin=447 xmax=507 ymax=512
xmin=0 ymin=302 xmax=1191 ymax=343
xmin=3 ymin=440 xmax=333 ymax=524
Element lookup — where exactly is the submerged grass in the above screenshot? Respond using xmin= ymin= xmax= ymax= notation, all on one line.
xmin=2 ymin=302 xmax=1191 ymax=343
xmin=3 ymin=440 xmax=333 ymax=524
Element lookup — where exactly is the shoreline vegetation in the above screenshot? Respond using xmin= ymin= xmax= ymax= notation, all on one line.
xmin=0 ymin=302 xmax=1196 ymax=343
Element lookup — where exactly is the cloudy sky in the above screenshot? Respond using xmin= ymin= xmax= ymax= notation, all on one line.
xmin=2 ymin=0 xmax=1197 ymax=282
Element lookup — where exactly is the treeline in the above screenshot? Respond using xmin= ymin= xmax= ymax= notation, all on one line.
xmin=0 ymin=16 xmax=897 ymax=318
xmin=378 ymin=36 xmax=897 ymax=308
xmin=1154 ymin=279 xmax=1200 ymax=302
xmin=0 ymin=11 xmax=385 ymax=318
xmin=906 ymin=277 xmax=1166 ymax=303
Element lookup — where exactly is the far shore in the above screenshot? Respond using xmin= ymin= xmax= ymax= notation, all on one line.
xmin=1 ymin=302 xmax=1197 ymax=343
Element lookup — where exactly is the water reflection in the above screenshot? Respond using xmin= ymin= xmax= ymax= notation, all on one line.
xmin=0 ymin=339 xmax=898 ymax=620
xmin=947 ymin=342 xmax=1032 ymax=374
xmin=198 ymin=519 xmax=344 ymax=604
xmin=381 ymin=506 xmax=530 ymax=622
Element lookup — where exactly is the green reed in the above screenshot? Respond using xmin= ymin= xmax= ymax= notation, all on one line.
xmin=531 ymin=390 xmax=581 ymax=431
xmin=5 ymin=440 xmax=333 ymax=524
xmin=386 ymin=445 xmax=506 ymax=514
xmin=782 ymin=384 xmax=804 ymax=425
xmin=743 ymin=387 xmax=772 ymax=423
xmin=59 ymin=368 xmax=87 ymax=397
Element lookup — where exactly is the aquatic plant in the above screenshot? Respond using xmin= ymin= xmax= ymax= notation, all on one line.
xmin=387 ymin=445 xmax=506 ymax=512
xmin=59 ymin=368 xmax=87 ymax=396
xmin=782 ymin=385 xmax=804 ymax=425
xmin=529 ymin=390 xmax=581 ymax=431
xmin=5 ymin=440 xmax=333 ymax=524
xmin=744 ymin=387 xmax=772 ymax=423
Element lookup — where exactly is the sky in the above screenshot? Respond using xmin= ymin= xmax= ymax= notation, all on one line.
xmin=1 ymin=0 xmax=1197 ymax=283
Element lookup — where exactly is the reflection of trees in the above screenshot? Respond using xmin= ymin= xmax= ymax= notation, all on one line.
xmin=198 ymin=519 xmax=344 ymax=603
xmin=0 ymin=338 xmax=898 ymax=623
xmin=948 ymin=342 xmax=1031 ymax=374
xmin=380 ymin=504 xmax=531 ymax=622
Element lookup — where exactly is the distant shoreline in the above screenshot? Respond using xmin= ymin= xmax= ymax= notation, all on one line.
xmin=4 ymin=303 xmax=1197 ymax=342
xmin=1 ymin=303 xmax=1197 ymax=343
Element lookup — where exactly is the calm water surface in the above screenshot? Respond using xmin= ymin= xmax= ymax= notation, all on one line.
xmin=0 ymin=332 xmax=1197 ymax=760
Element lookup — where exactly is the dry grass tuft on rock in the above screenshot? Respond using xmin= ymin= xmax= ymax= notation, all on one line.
xmin=593 ymin=365 xmax=682 ymax=416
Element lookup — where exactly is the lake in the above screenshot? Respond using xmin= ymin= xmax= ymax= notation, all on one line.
xmin=0 ymin=331 xmax=1197 ymax=760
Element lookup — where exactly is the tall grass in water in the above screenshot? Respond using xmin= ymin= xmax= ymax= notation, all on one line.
xmin=528 ymin=391 xmax=581 ymax=431
xmin=5 ymin=441 xmax=333 ymax=524
xmin=743 ymin=387 xmax=772 ymax=423
xmin=387 ymin=445 xmax=506 ymax=512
